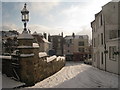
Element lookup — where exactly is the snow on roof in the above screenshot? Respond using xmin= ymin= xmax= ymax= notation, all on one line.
xmin=2 ymin=75 xmax=25 ymax=88
xmin=38 ymin=33 xmax=43 ymax=36
xmin=47 ymin=55 xmax=57 ymax=62
xmin=20 ymin=53 xmax=34 ymax=57
xmin=17 ymin=32 xmax=34 ymax=39
xmin=33 ymin=43 xmax=39 ymax=48
xmin=42 ymin=38 xmax=50 ymax=43
xmin=33 ymin=31 xmax=37 ymax=35
xmin=39 ymin=52 xmax=47 ymax=58
xmin=0 ymin=55 xmax=12 ymax=59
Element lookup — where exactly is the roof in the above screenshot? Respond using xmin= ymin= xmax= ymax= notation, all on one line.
xmin=38 ymin=33 xmax=43 ymax=36
xmin=32 ymin=31 xmax=38 ymax=35
xmin=42 ymin=38 xmax=50 ymax=43
xmin=50 ymin=35 xmax=63 ymax=38
xmin=64 ymin=35 xmax=88 ymax=39
xmin=95 ymin=10 xmax=102 ymax=17
xmin=91 ymin=20 xmax=95 ymax=27
xmin=17 ymin=31 xmax=34 ymax=40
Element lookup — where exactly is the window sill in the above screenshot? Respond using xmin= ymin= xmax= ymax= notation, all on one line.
xmin=109 ymin=37 xmax=120 ymax=41
xmin=109 ymin=59 xmax=116 ymax=61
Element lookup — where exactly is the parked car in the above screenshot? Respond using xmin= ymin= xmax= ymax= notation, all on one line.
xmin=84 ymin=58 xmax=92 ymax=65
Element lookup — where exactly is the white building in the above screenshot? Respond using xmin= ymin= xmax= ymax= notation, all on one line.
xmin=91 ymin=1 xmax=120 ymax=74
xmin=64 ymin=35 xmax=90 ymax=61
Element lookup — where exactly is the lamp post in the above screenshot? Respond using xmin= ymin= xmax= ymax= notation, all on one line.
xmin=21 ymin=3 xmax=29 ymax=33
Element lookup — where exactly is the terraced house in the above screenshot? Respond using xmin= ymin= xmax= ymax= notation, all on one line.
xmin=91 ymin=1 xmax=120 ymax=74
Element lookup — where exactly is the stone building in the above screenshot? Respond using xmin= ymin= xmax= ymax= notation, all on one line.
xmin=64 ymin=35 xmax=90 ymax=61
xmin=91 ymin=1 xmax=120 ymax=74
xmin=48 ymin=34 xmax=64 ymax=56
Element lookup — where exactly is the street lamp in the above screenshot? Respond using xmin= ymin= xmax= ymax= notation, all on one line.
xmin=21 ymin=3 xmax=29 ymax=33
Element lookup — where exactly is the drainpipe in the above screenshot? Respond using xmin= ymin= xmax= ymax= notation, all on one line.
xmin=103 ymin=15 xmax=106 ymax=71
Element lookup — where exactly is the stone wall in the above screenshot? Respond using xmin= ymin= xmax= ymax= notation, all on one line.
xmin=19 ymin=47 xmax=65 ymax=86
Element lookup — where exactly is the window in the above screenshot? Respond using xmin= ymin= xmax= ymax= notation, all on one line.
xmin=78 ymin=48 xmax=84 ymax=52
xmin=101 ymin=52 xmax=103 ymax=64
xmin=93 ymin=53 xmax=96 ymax=62
xmin=67 ymin=50 xmax=70 ymax=53
xmin=100 ymin=14 xmax=103 ymax=26
xmin=67 ymin=44 xmax=70 ymax=47
xmin=118 ymin=30 xmax=120 ymax=37
xmin=109 ymin=30 xmax=118 ymax=39
xmin=51 ymin=39 xmax=53 ymax=42
xmin=69 ymin=39 xmax=72 ymax=43
xmin=58 ymin=38 xmax=61 ymax=42
xmin=98 ymin=34 xmax=99 ymax=46
xmin=79 ymin=36 xmax=83 ymax=39
xmin=58 ymin=43 xmax=61 ymax=48
xmin=101 ymin=33 xmax=103 ymax=45
xmin=78 ymin=41 xmax=84 ymax=46
xmin=95 ymin=24 xmax=96 ymax=32
xmin=99 ymin=14 xmax=103 ymax=27
xmin=109 ymin=46 xmax=116 ymax=61
xmin=94 ymin=38 xmax=96 ymax=47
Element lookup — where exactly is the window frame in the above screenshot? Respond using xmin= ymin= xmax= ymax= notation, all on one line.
xmin=101 ymin=52 xmax=103 ymax=64
xmin=109 ymin=46 xmax=116 ymax=61
xmin=78 ymin=48 xmax=84 ymax=52
xmin=78 ymin=41 xmax=84 ymax=46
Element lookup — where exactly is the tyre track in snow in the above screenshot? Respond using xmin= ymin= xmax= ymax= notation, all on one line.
xmin=55 ymin=64 xmax=118 ymax=88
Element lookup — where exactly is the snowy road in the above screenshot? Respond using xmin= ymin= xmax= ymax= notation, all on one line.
xmin=28 ymin=62 xmax=118 ymax=88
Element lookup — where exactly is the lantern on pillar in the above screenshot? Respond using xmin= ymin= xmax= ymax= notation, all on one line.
xmin=21 ymin=3 xmax=29 ymax=32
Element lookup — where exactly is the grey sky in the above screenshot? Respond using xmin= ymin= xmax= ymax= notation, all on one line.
xmin=1 ymin=0 xmax=112 ymax=39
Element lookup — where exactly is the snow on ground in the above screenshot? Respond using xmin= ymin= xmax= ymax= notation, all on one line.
xmin=28 ymin=62 xmax=118 ymax=88
xmin=2 ymin=74 xmax=25 ymax=88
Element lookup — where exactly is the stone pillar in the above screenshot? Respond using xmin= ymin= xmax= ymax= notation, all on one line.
xmin=17 ymin=32 xmax=35 ymax=86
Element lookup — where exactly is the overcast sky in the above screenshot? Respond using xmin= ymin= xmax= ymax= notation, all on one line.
xmin=1 ymin=0 xmax=112 ymax=39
